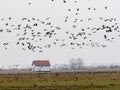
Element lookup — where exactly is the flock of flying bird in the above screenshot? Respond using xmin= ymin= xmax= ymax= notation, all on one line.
xmin=0 ymin=0 xmax=120 ymax=53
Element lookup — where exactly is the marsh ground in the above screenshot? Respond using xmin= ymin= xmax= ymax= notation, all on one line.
xmin=0 ymin=71 xmax=120 ymax=90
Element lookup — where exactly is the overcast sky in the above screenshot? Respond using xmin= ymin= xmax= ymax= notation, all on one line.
xmin=0 ymin=0 xmax=120 ymax=67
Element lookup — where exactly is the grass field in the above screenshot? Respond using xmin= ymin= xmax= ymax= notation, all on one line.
xmin=0 ymin=71 xmax=120 ymax=90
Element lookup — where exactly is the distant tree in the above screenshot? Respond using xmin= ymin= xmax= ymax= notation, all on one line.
xmin=14 ymin=64 xmax=19 ymax=69
xmin=1 ymin=66 xmax=4 ymax=70
xmin=110 ymin=65 xmax=120 ymax=69
xmin=69 ymin=58 xmax=84 ymax=69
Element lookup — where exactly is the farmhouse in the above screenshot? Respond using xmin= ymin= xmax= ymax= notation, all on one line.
xmin=32 ymin=60 xmax=50 ymax=72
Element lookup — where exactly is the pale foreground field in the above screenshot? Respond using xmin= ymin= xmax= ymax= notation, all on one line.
xmin=0 ymin=70 xmax=120 ymax=90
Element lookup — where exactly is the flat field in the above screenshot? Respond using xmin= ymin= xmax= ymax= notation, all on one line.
xmin=0 ymin=71 xmax=120 ymax=90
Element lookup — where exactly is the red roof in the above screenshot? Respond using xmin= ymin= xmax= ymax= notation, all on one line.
xmin=32 ymin=60 xmax=50 ymax=66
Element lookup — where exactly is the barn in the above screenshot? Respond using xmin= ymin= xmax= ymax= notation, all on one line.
xmin=32 ymin=60 xmax=51 ymax=72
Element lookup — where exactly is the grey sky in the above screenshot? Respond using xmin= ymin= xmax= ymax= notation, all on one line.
xmin=0 ymin=0 xmax=120 ymax=67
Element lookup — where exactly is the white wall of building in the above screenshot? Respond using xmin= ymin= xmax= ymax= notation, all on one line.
xmin=32 ymin=65 xmax=50 ymax=71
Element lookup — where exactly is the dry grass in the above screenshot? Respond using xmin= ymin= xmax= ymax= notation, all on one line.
xmin=0 ymin=71 xmax=120 ymax=90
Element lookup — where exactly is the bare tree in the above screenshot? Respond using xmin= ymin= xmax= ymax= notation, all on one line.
xmin=69 ymin=58 xmax=84 ymax=69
